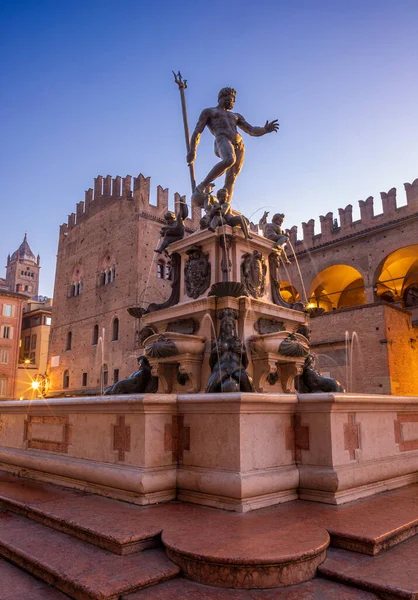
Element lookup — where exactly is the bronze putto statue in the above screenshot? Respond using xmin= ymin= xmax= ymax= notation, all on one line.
xmin=259 ymin=212 xmax=291 ymax=265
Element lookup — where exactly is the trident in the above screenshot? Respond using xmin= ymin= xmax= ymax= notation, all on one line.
xmin=172 ymin=71 xmax=196 ymax=194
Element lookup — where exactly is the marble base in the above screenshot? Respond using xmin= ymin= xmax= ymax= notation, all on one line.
xmin=0 ymin=392 xmax=418 ymax=511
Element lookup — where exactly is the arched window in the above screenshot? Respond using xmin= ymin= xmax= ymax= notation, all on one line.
xmin=112 ymin=318 xmax=119 ymax=341
xmin=92 ymin=324 xmax=99 ymax=345
xmin=157 ymin=260 xmax=165 ymax=279
xmin=66 ymin=331 xmax=72 ymax=351
xmin=98 ymin=253 xmax=116 ymax=286
xmin=70 ymin=265 xmax=83 ymax=297
xmin=103 ymin=364 xmax=109 ymax=386
xmin=63 ymin=370 xmax=70 ymax=388
xmin=165 ymin=264 xmax=171 ymax=280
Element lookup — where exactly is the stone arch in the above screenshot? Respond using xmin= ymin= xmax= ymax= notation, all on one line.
xmin=373 ymin=244 xmax=418 ymax=304
xmin=279 ymin=281 xmax=301 ymax=304
xmin=307 ymin=264 xmax=366 ymax=312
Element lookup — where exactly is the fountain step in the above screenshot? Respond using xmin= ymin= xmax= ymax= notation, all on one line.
xmin=123 ymin=577 xmax=381 ymax=599
xmin=0 ymin=511 xmax=180 ymax=600
xmin=0 ymin=557 xmax=69 ymax=600
xmin=0 ymin=471 xmax=168 ymax=555
xmin=162 ymin=520 xmax=330 ymax=588
xmin=1 ymin=471 xmax=418 ymax=558
xmin=318 ymin=536 xmax=418 ymax=599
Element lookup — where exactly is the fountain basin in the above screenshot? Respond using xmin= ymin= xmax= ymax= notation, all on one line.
xmin=248 ymin=331 xmax=309 ymax=356
xmin=144 ymin=332 xmax=206 ymax=357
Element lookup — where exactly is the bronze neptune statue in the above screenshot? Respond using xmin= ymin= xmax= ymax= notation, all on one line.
xmin=187 ymin=87 xmax=278 ymax=200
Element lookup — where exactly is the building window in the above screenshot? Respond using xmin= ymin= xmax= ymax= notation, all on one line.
xmin=157 ymin=260 xmax=165 ymax=279
xmin=92 ymin=324 xmax=99 ymax=345
xmin=0 ymin=350 xmax=9 ymax=364
xmin=63 ymin=370 xmax=70 ymax=388
xmin=112 ymin=318 xmax=119 ymax=341
xmin=99 ymin=267 xmax=116 ymax=285
xmin=103 ymin=364 xmax=108 ymax=386
xmin=113 ymin=369 xmax=119 ymax=383
xmin=0 ymin=378 xmax=7 ymax=396
xmin=1 ymin=326 xmax=12 ymax=339
xmin=24 ymin=336 xmax=30 ymax=351
xmin=82 ymin=372 xmax=88 ymax=387
xmin=165 ymin=264 xmax=171 ymax=280
xmin=3 ymin=304 xmax=13 ymax=317
xmin=66 ymin=331 xmax=72 ymax=351
xmin=69 ymin=280 xmax=82 ymax=297
xmin=45 ymin=316 xmax=52 ymax=326
xmin=31 ymin=334 xmax=37 ymax=350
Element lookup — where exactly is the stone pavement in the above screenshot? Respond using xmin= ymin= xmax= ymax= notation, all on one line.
xmin=0 ymin=470 xmax=417 ymax=599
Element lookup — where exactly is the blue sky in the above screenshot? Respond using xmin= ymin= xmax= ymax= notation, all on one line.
xmin=1 ymin=0 xmax=417 ymax=297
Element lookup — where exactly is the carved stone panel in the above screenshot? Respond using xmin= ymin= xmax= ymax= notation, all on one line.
xmin=184 ymin=246 xmax=211 ymax=299
xmin=166 ymin=318 xmax=199 ymax=335
xmin=24 ymin=416 xmax=72 ymax=453
xmin=255 ymin=318 xmax=285 ymax=335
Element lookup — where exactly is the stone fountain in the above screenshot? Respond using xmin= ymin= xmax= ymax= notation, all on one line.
xmin=131 ymin=220 xmax=309 ymax=396
xmin=1 ymin=83 xmax=417 ymax=521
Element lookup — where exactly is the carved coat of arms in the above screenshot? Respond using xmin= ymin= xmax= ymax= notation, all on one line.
xmin=241 ymin=250 xmax=266 ymax=298
xmin=184 ymin=247 xmax=211 ymax=299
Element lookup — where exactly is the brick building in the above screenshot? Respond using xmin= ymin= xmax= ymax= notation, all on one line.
xmin=15 ymin=298 xmax=53 ymax=399
xmin=0 ymin=290 xmax=28 ymax=399
xmin=47 ymin=174 xmax=200 ymax=395
xmin=0 ymin=234 xmax=45 ymax=399
xmin=280 ymin=177 xmax=418 ymax=394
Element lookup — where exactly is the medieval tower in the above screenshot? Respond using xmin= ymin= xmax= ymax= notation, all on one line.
xmin=5 ymin=233 xmax=40 ymax=298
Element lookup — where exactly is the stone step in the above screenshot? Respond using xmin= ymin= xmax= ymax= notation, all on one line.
xmin=319 ymin=536 xmax=418 ymax=599
xmin=0 ymin=471 xmax=168 ymax=555
xmin=123 ymin=576 xmax=382 ymax=599
xmin=162 ymin=517 xmax=330 ymax=589
xmin=2 ymin=472 xmax=418 ymax=561
xmin=0 ymin=557 xmax=70 ymax=600
xmin=0 ymin=511 xmax=180 ymax=600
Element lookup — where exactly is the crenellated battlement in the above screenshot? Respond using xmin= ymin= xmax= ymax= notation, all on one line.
xmin=291 ymin=177 xmax=418 ymax=251
xmin=59 ymin=174 xmax=202 ymax=241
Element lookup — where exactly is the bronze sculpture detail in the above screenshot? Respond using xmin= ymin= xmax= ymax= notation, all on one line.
xmin=187 ymin=87 xmax=278 ymax=200
xmin=205 ymin=188 xmax=252 ymax=239
xmin=259 ymin=212 xmax=291 ymax=265
xmin=104 ymin=356 xmax=157 ymax=395
xmin=297 ymin=354 xmax=345 ymax=393
xmin=155 ymin=199 xmax=188 ymax=255
xmin=206 ymin=308 xmax=254 ymax=393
